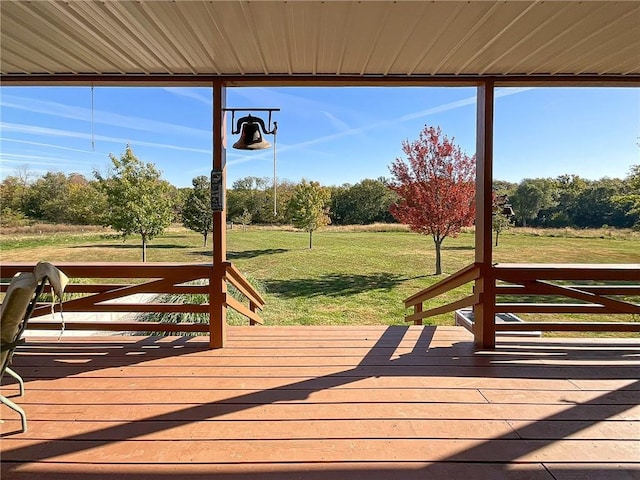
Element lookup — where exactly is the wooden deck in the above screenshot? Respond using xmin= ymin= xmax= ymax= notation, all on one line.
xmin=1 ymin=326 xmax=639 ymax=479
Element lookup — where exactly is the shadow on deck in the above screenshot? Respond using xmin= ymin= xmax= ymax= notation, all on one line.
xmin=1 ymin=326 xmax=638 ymax=479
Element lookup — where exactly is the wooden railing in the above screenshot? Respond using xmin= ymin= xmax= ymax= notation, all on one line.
xmin=1 ymin=262 xmax=265 ymax=334
xmin=404 ymin=262 xmax=640 ymax=334
xmin=224 ymin=262 xmax=265 ymax=326
xmin=404 ymin=263 xmax=480 ymax=325
xmin=493 ymin=263 xmax=640 ymax=332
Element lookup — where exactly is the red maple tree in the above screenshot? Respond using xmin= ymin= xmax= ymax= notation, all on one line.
xmin=389 ymin=125 xmax=476 ymax=275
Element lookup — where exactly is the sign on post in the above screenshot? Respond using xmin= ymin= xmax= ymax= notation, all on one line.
xmin=211 ymin=169 xmax=224 ymax=211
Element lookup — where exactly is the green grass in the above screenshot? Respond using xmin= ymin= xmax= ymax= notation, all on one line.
xmin=1 ymin=225 xmax=638 ymax=332
xmin=0 ymin=231 xmax=112 ymax=250
xmin=229 ymin=229 xmax=455 ymax=326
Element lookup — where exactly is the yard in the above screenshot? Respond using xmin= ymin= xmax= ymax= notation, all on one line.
xmin=2 ymin=225 xmax=638 ymax=331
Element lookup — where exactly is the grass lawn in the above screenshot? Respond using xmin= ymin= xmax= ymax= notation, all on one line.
xmin=1 ymin=225 xmax=639 ymax=332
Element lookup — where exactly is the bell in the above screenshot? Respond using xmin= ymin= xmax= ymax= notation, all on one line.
xmin=233 ymin=121 xmax=272 ymax=150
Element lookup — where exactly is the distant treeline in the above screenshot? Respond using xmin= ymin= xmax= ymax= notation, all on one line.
xmin=494 ymin=169 xmax=639 ymax=229
xmin=1 ymin=166 xmax=639 ymax=230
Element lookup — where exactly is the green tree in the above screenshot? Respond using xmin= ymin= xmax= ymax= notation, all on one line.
xmin=233 ymin=209 xmax=252 ymax=231
xmin=227 ymin=175 xmax=295 ymax=225
xmin=328 ymin=184 xmax=351 ymax=225
xmin=95 ymin=145 xmax=173 ymax=261
xmin=493 ymin=212 xmax=511 ymax=246
xmin=0 ymin=175 xmax=26 ymax=215
xmin=273 ymin=179 xmax=296 ymax=225
xmin=168 ymin=185 xmax=188 ymax=224
xmin=492 ymin=194 xmax=513 ymax=247
xmin=226 ymin=188 xmax=247 ymax=224
xmin=510 ymin=178 xmax=557 ymax=227
xmin=5 ymin=165 xmax=34 ymax=214
xmin=572 ymin=178 xmax=627 ymax=228
xmin=227 ymin=176 xmax=270 ymax=224
xmin=343 ymin=178 xmax=396 ymax=225
xmin=24 ymin=171 xmax=70 ymax=222
xmin=65 ymin=176 xmax=108 ymax=225
xmin=547 ymin=175 xmax=588 ymax=227
xmin=0 ymin=207 xmax=29 ymax=227
xmin=287 ymin=179 xmax=331 ymax=249
xmin=492 ymin=179 xmax=517 ymax=198
xmin=182 ymin=175 xmax=213 ymax=246
xmin=1 ymin=170 xmax=107 ymax=225
xmin=613 ymin=164 xmax=640 ymax=229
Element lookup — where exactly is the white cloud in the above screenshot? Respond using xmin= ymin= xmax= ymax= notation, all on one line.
xmin=321 ymin=111 xmax=351 ymax=131
xmin=0 ymin=94 xmax=210 ymax=138
xmin=161 ymin=87 xmax=213 ymax=106
xmin=276 ymin=87 xmax=535 ymax=154
xmin=1 ymin=122 xmax=212 ymax=155
xmin=0 ymin=153 xmax=88 ymax=169
xmin=0 ymin=137 xmax=94 ymax=154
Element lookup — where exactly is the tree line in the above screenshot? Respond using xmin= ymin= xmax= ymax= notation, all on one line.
xmin=2 ymin=147 xmax=639 ymax=235
xmin=2 ymin=139 xmax=638 ymax=271
xmin=226 ymin=175 xmax=396 ymax=227
xmin=495 ymin=171 xmax=640 ymax=229
xmin=3 ymin=162 xmax=637 ymax=232
xmin=0 ymin=161 xmax=396 ymax=231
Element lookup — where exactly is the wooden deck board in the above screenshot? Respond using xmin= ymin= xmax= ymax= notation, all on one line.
xmin=3 ymin=438 xmax=637 ymax=463
xmin=2 ymin=326 xmax=639 ymax=479
xmin=10 ymin=402 xmax=640 ymax=422
xmin=1 ymin=461 xmax=556 ymax=480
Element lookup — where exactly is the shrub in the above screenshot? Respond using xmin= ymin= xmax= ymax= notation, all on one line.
xmin=0 ymin=207 xmax=30 ymax=228
xmin=135 ymin=277 xmax=267 ymax=335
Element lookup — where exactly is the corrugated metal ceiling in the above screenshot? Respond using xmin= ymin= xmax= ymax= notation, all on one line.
xmin=1 ymin=0 xmax=639 ymax=80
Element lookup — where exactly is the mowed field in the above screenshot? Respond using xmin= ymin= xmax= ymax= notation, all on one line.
xmin=1 ymin=225 xmax=639 ymax=332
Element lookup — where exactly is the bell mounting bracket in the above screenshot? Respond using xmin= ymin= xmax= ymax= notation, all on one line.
xmin=224 ymin=108 xmax=280 ymax=135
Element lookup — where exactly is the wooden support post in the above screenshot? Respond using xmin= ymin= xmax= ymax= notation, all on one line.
xmin=210 ymin=82 xmax=227 ymax=349
xmin=413 ymin=303 xmax=423 ymax=326
xmin=473 ymin=81 xmax=496 ymax=349
xmin=249 ymin=300 xmax=258 ymax=326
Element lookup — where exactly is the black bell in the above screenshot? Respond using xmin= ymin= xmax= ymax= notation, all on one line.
xmin=233 ymin=121 xmax=272 ymax=150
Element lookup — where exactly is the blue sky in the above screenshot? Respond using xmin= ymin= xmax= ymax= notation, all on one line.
xmin=1 ymin=85 xmax=638 ymax=188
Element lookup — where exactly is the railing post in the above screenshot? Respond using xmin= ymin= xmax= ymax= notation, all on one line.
xmin=210 ymin=81 xmax=227 ymax=349
xmin=249 ymin=300 xmax=258 ymax=326
xmin=473 ymin=80 xmax=496 ymax=349
xmin=413 ymin=303 xmax=423 ymax=325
